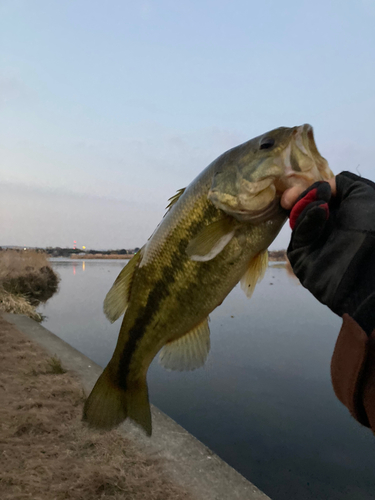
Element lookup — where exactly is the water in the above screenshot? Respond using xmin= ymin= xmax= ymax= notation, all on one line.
xmin=40 ymin=259 xmax=375 ymax=500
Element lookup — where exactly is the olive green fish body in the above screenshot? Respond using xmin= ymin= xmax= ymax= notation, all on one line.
xmin=83 ymin=124 xmax=333 ymax=434
xmin=113 ymin=165 xmax=286 ymax=382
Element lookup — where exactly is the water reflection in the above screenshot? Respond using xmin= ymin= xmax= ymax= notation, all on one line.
xmin=70 ymin=260 xmax=86 ymax=275
xmin=269 ymin=260 xmax=299 ymax=283
xmin=41 ymin=259 xmax=375 ymax=500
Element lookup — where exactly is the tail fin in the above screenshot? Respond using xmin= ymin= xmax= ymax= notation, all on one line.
xmin=127 ymin=378 xmax=152 ymax=436
xmin=82 ymin=363 xmax=152 ymax=435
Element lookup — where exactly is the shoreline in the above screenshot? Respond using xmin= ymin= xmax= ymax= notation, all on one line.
xmin=2 ymin=313 xmax=271 ymax=500
xmin=0 ymin=315 xmax=192 ymax=500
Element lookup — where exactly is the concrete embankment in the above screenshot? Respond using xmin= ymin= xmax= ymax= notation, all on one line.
xmin=3 ymin=313 xmax=271 ymax=500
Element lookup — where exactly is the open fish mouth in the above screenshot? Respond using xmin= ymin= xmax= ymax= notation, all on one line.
xmin=298 ymin=124 xmax=322 ymax=162
xmin=280 ymin=124 xmax=332 ymax=184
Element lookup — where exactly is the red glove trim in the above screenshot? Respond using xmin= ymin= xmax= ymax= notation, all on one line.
xmin=289 ymin=188 xmax=318 ymax=229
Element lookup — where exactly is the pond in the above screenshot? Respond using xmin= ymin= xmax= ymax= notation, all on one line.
xmin=40 ymin=258 xmax=375 ymax=500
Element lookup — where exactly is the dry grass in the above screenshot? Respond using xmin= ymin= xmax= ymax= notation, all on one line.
xmin=0 ymin=288 xmax=43 ymax=322
xmin=0 ymin=250 xmax=52 ymax=281
xmin=71 ymin=254 xmax=134 ymax=260
xmin=46 ymin=356 xmax=67 ymax=374
xmin=0 ymin=316 xmax=193 ymax=500
xmin=0 ymin=250 xmax=59 ymax=320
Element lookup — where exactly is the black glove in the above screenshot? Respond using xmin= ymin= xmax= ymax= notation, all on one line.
xmin=287 ymin=172 xmax=375 ymax=336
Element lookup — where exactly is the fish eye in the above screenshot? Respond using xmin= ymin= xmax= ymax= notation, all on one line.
xmin=259 ymin=138 xmax=275 ymax=150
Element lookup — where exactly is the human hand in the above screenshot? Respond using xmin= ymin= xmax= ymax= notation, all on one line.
xmin=281 ymin=177 xmax=337 ymax=211
xmin=284 ymin=172 xmax=375 ymax=335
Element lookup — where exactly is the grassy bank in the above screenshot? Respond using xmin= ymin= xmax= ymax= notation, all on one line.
xmin=0 ymin=250 xmax=59 ymax=321
xmin=0 ymin=316 xmax=192 ymax=500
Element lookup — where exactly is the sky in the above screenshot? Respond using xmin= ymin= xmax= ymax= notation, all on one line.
xmin=1 ymin=0 xmax=374 ymax=249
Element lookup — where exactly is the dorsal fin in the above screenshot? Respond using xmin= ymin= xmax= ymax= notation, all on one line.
xmin=103 ymin=248 xmax=144 ymax=323
xmin=240 ymin=250 xmax=268 ymax=298
xmin=158 ymin=317 xmax=210 ymax=371
xmin=186 ymin=217 xmax=237 ymax=262
xmin=164 ymin=188 xmax=186 ymax=217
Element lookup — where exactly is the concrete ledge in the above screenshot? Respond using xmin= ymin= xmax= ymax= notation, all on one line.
xmin=3 ymin=313 xmax=271 ymax=500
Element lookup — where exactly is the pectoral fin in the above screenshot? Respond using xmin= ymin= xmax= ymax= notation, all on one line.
xmin=240 ymin=250 xmax=268 ymax=298
xmin=159 ymin=318 xmax=210 ymax=371
xmin=103 ymin=247 xmax=144 ymax=323
xmin=186 ymin=217 xmax=236 ymax=262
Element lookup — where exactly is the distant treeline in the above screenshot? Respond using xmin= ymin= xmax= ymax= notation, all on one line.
xmin=44 ymin=247 xmax=140 ymax=258
xmin=0 ymin=246 xmax=287 ymax=261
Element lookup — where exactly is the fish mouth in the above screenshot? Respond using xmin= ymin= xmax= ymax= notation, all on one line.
xmin=281 ymin=124 xmax=332 ymax=185
xmin=293 ymin=124 xmax=316 ymax=170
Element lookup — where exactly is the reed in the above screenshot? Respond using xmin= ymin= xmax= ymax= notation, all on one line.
xmin=0 ymin=250 xmax=59 ymax=320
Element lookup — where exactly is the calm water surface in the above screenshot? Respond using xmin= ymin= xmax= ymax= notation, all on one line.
xmin=40 ymin=259 xmax=375 ymax=500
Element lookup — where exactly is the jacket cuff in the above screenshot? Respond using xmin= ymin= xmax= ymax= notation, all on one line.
xmin=352 ymin=291 xmax=375 ymax=336
xmin=330 ymin=314 xmax=372 ymax=427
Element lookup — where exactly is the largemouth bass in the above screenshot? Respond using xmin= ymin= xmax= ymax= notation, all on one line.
xmin=83 ymin=124 xmax=333 ymax=435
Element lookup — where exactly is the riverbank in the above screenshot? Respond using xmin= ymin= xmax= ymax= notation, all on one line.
xmin=0 ymin=250 xmax=59 ymax=321
xmin=2 ymin=313 xmax=270 ymax=500
xmin=0 ymin=315 xmax=193 ymax=500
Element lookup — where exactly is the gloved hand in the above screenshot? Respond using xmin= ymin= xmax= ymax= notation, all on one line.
xmin=287 ymin=172 xmax=375 ymax=336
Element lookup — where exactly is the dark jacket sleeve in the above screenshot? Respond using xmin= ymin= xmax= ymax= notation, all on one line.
xmin=331 ymin=314 xmax=375 ymax=430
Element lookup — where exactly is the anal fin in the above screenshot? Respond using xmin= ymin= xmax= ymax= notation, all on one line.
xmin=159 ymin=318 xmax=210 ymax=371
xmin=240 ymin=250 xmax=268 ymax=298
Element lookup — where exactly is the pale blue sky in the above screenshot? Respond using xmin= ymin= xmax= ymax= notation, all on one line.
xmin=1 ymin=0 xmax=374 ymax=248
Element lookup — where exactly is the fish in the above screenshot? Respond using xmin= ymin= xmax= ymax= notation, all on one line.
xmin=83 ymin=124 xmax=333 ymax=435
